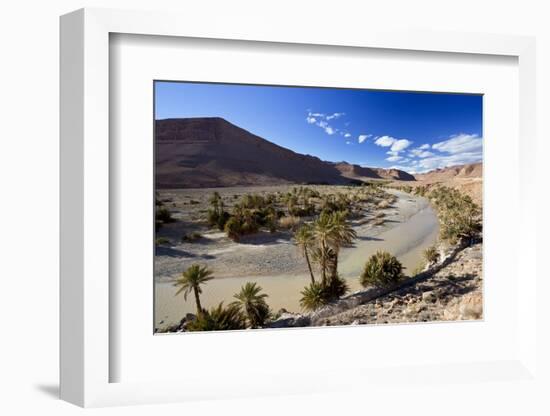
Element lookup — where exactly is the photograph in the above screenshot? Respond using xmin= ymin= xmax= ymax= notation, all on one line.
xmin=153 ymin=81 xmax=483 ymax=333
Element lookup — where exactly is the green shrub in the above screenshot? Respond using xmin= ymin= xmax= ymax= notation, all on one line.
xmin=155 ymin=205 xmax=176 ymax=230
xmin=360 ymin=251 xmax=403 ymax=288
xmin=224 ymin=217 xmax=243 ymax=241
xmin=155 ymin=237 xmax=170 ymax=246
xmin=322 ymin=274 xmax=349 ymax=300
xmin=207 ymin=209 xmax=229 ymax=231
xmin=181 ymin=232 xmax=202 ymax=243
xmin=423 ymin=245 xmax=440 ymax=264
xmin=300 ymin=282 xmax=328 ymax=312
xmin=186 ymin=303 xmax=246 ymax=331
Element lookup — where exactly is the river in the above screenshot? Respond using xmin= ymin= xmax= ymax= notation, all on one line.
xmin=154 ymin=190 xmax=438 ymax=327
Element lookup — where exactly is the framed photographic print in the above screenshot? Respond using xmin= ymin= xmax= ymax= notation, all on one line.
xmin=60 ymin=7 xmax=538 ymax=408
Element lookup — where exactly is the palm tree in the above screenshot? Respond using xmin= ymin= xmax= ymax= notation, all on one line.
xmin=327 ymin=211 xmax=357 ymax=278
xmin=294 ymin=224 xmax=316 ymax=284
xmin=174 ymin=264 xmax=214 ymax=315
xmin=231 ymin=282 xmax=270 ymax=328
xmin=312 ymin=212 xmax=335 ymax=284
xmin=209 ymin=191 xmax=223 ymax=215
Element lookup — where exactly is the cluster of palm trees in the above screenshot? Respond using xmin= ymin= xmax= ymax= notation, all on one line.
xmin=428 ymin=186 xmax=481 ymax=245
xmin=294 ymin=210 xmax=357 ymax=311
xmin=173 ymin=264 xmax=270 ymax=331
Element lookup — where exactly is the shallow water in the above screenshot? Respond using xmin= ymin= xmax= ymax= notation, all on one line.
xmin=154 ymin=192 xmax=439 ymax=327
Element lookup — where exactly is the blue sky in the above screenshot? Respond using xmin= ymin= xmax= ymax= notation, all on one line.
xmin=155 ymin=81 xmax=483 ymax=173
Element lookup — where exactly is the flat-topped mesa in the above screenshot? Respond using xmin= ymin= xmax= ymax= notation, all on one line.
xmin=155 ymin=117 xmax=415 ymax=188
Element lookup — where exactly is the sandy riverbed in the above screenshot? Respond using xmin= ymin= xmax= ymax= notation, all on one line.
xmin=154 ymin=188 xmax=438 ymax=328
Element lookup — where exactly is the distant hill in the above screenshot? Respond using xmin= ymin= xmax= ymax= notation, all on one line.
xmin=156 ymin=118 xmax=415 ymax=188
xmin=412 ymin=162 xmax=483 ymax=205
xmin=333 ymin=162 xmax=415 ymax=182
xmin=414 ymin=162 xmax=482 ymax=182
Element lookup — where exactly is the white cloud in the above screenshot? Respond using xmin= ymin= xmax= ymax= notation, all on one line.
xmin=386 ymin=155 xmax=403 ymax=162
xmin=390 ymin=139 xmax=413 ymax=152
xmin=374 ymin=136 xmax=412 ymax=152
xmin=306 ymin=116 xmax=317 ymax=124
xmin=325 ymin=126 xmax=336 ymax=135
xmin=345 ymin=141 xmax=352 ymax=145
xmin=432 ymin=133 xmax=482 ymax=154
xmin=415 ymin=152 xmax=482 ymax=171
xmin=380 ymin=133 xmax=483 ymax=174
xmin=374 ymin=135 xmax=396 ymax=147
xmin=409 ymin=148 xmax=435 ymax=158
xmin=358 ymin=134 xmax=370 ymax=144
xmin=344 ymin=133 xmax=351 ymax=138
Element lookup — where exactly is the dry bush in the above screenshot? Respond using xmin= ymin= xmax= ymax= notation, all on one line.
xmin=377 ymin=200 xmax=390 ymax=209
xmin=278 ymin=215 xmax=301 ymax=230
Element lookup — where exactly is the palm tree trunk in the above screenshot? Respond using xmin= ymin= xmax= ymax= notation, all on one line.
xmin=331 ymin=251 xmax=339 ymax=280
xmin=320 ymin=240 xmax=327 ymax=286
xmin=304 ymin=248 xmax=315 ymax=284
xmin=193 ymin=287 xmax=202 ymax=315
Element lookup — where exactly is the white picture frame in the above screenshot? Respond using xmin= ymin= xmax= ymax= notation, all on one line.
xmin=60 ymin=7 xmax=538 ymax=408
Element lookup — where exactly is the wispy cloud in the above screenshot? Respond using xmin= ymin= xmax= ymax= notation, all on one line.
xmin=326 ymin=112 xmax=345 ymax=120
xmin=393 ymin=133 xmax=482 ymax=173
xmin=358 ymin=134 xmax=371 ymax=144
xmin=432 ymin=133 xmax=482 ymax=154
xmin=409 ymin=148 xmax=435 ymax=158
xmin=386 ymin=155 xmax=403 ymax=162
xmin=306 ymin=111 xmax=344 ymax=136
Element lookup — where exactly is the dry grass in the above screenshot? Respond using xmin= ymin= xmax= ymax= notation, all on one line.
xmin=372 ymin=218 xmax=385 ymax=226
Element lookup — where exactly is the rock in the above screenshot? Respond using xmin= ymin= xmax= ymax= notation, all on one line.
xmin=442 ymin=292 xmax=483 ymax=320
xmin=269 ymin=313 xmax=311 ymax=328
xmin=276 ymin=308 xmax=288 ymax=316
xmin=422 ymin=291 xmax=436 ymax=303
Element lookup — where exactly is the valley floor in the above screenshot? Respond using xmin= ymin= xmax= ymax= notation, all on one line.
xmin=154 ymin=186 xmax=439 ymax=328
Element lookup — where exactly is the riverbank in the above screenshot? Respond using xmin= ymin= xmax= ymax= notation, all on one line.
xmin=319 ymin=242 xmax=483 ymax=326
xmin=154 ymin=186 xmax=439 ymax=328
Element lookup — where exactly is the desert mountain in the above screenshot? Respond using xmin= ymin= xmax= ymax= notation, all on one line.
xmin=333 ymin=162 xmax=415 ymax=181
xmin=412 ymin=162 xmax=483 ymax=206
xmin=414 ymin=162 xmax=482 ymax=182
xmin=156 ymin=118 xmax=414 ymax=188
